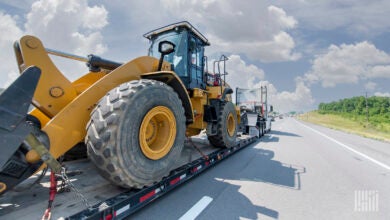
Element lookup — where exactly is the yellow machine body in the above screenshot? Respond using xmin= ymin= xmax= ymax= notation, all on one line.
xmin=16 ymin=35 xmax=196 ymax=161
xmin=0 ymin=21 xmax=241 ymax=194
xmin=17 ymin=35 xmax=235 ymax=163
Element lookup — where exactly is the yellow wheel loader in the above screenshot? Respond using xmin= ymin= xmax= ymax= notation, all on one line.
xmin=0 ymin=21 xmax=240 ymax=194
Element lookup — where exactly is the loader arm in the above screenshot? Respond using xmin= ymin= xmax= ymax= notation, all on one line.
xmin=34 ymin=56 xmax=189 ymax=160
xmin=15 ymin=36 xmax=78 ymax=118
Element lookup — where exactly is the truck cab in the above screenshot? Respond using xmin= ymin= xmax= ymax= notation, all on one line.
xmin=144 ymin=21 xmax=210 ymax=90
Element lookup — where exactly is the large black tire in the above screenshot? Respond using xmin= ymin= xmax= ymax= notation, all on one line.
xmin=207 ymin=102 xmax=238 ymax=148
xmin=86 ymin=79 xmax=186 ymax=188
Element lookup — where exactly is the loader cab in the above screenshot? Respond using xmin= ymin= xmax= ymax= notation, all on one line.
xmin=144 ymin=21 xmax=210 ymax=90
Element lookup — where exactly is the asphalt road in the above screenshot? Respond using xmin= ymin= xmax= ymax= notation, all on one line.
xmin=131 ymin=117 xmax=390 ymax=219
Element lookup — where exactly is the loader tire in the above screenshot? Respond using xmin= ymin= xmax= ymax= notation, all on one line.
xmin=208 ymin=102 xmax=237 ymax=148
xmin=86 ymin=79 xmax=186 ymax=188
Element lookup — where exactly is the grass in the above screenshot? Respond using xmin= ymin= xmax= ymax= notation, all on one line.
xmin=297 ymin=111 xmax=390 ymax=143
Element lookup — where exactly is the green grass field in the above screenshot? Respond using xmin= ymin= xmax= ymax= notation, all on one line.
xmin=298 ymin=111 xmax=390 ymax=143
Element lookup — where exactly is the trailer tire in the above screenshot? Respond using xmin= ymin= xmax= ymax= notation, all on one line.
xmin=208 ymin=102 xmax=237 ymax=148
xmin=258 ymin=125 xmax=262 ymax=137
xmin=86 ymin=79 xmax=186 ymax=188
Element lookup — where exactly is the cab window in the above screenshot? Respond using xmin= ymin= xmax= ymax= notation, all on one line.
xmin=148 ymin=30 xmax=188 ymax=77
xmin=188 ymin=36 xmax=205 ymax=89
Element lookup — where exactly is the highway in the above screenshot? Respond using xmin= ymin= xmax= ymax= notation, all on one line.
xmin=131 ymin=118 xmax=390 ymax=219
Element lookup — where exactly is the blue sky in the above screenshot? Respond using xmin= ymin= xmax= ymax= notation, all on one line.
xmin=0 ymin=0 xmax=389 ymax=113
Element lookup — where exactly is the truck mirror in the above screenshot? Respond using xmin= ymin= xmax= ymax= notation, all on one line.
xmin=158 ymin=41 xmax=176 ymax=71
xmin=158 ymin=41 xmax=175 ymax=55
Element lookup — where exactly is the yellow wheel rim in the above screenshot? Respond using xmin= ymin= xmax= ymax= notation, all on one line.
xmin=139 ymin=106 xmax=176 ymax=160
xmin=0 ymin=182 xmax=6 ymax=193
xmin=227 ymin=112 xmax=235 ymax=137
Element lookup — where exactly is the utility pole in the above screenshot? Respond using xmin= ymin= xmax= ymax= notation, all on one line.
xmin=365 ymin=92 xmax=369 ymax=127
xmin=260 ymin=86 xmax=267 ymax=118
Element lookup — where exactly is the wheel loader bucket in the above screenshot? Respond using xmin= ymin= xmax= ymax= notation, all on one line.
xmin=0 ymin=66 xmax=41 ymax=169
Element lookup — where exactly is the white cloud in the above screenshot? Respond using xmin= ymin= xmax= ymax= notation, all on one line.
xmin=275 ymin=0 xmax=390 ymax=35
xmin=82 ymin=5 xmax=108 ymax=30
xmin=374 ymin=92 xmax=390 ymax=97
xmin=126 ymin=1 xmax=301 ymax=62
xmin=268 ymin=5 xmax=297 ymax=29
xmin=269 ymin=80 xmax=314 ymax=112
xmin=224 ymin=55 xmax=265 ymax=90
xmin=1 ymin=1 xmax=301 ymax=88
xmin=305 ymin=41 xmax=390 ymax=87
xmin=0 ymin=12 xmax=24 ymax=87
xmin=25 ymin=0 xmax=108 ymax=54
xmin=364 ymin=82 xmax=377 ymax=91
xmin=0 ymin=0 xmax=108 ymax=88
xmin=370 ymin=65 xmax=390 ymax=78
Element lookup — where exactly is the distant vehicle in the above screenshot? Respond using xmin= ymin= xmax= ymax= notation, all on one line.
xmin=279 ymin=115 xmax=283 ymax=119
xmin=236 ymin=86 xmax=272 ymax=136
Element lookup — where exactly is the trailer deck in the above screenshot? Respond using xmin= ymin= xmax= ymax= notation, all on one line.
xmin=0 ymin=134 xmax=258 ymax=219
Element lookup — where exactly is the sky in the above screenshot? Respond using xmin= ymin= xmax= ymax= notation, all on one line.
xmin=0 ymin=0 xmax=389 ymax=113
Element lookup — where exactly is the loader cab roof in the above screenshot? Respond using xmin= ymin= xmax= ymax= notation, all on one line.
xmin=143 ymin=21 xmax=210 ymax=46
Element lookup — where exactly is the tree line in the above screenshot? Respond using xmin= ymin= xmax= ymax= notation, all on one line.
xmin=318 ymin=96 xmax=390 ymax=126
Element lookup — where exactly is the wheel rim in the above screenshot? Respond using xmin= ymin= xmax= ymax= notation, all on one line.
xmin=139 ymin=106 xmax=176 ymax=160
xmin=0 ymin=182 xmax=6 ymax=193
xmin=227 ymin=112 xmax=235 ymax=137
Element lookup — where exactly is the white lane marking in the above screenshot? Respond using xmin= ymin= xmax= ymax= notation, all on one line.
xmin=296 ymin=120 xmax=390 ymax=171
xmin=179 ymin=196 xmax=213 ymax=220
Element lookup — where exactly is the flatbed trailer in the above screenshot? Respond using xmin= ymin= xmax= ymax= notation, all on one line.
xmin=0 ymin=133 xmax=259 ymax=219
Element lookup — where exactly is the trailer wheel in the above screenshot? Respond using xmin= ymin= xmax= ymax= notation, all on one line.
xmin=262 ymin=124 xmax=265 ymax=136
xmin=86 ymin=79 xmax=185 ymax=188
xmin=259 ymin=120 xmax=265 ymax=137
xmin=208 ymin=102 xmax=237 ymax=148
